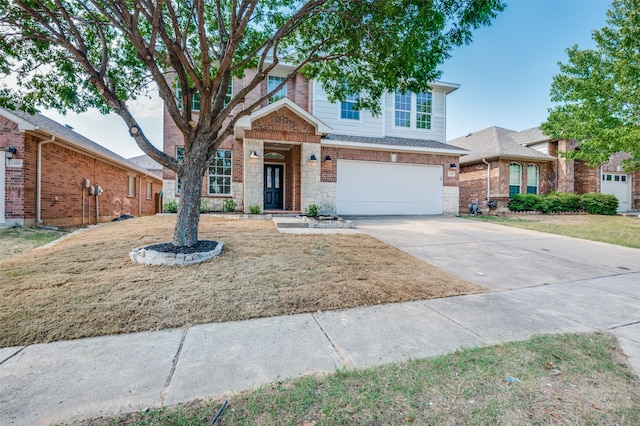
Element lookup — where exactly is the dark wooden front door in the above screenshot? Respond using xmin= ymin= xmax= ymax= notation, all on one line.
xmin=264 ymin=165 xmax=283 ymax=210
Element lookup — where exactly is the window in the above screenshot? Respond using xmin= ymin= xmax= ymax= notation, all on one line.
xmin=146 ymin=181 xmax=152 ymax=200
xmin=224 ymin=80 xmax=233 ymax=107
xmin=509 ymin=163 xmax=521 ymax=198
xmin=340 ymin=94 xmax=360 ymax=120
xmin=526 ymin=165 xmax=539 ymax=194
xmin=268 ymin=76 xmax=287 ymax=103
xmin=176 ymin=82 xmax=200 ymax=111
xmin=208 ymin=150 xmax=232 ymax=195
xmin=394 ymin=90 xmax=411 ymax=127
xmin=128 ymin=176 xmax=136 ymax=197
xmin=176 ymin=146 xmax=184 ymax=194
xmin=416 ymin=92 xmax=432 ymax=129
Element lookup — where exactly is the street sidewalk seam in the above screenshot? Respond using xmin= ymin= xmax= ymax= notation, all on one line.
xmin=159 ymin=326 xmax=189 ymax=406
xmin=312 ymin=314 xmax=350 ymax=368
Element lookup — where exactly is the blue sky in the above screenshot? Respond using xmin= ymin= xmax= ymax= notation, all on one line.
xmin=43 ymin=0 xmax=612 ymax=158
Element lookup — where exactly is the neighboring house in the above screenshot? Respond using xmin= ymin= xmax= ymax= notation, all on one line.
xmin=1 ymin=109 xmax=163 ymax=228
xmin=450 ymin=126 xmax=639 ymax=213
xmin=128 ymin=154 xmax=163 ymax=179
xmin=163 ymin=68 xmax=466 ymax=216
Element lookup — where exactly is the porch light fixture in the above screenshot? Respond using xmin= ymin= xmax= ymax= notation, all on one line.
xmin=5 ymin=146 xmax=17 ymax=159
xmin=450 ymin=163 xmax=457 ymax=169
xmin=310 ymin=154 xmax=318 ymax=162
xmin=323 ymin=155 xmax=332 ymax=162
xmin=250 ymin=150 xmax=258 ymax=159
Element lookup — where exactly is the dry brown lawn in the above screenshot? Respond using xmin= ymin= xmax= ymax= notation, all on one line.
xmin=0 ymin=215 xmax=484 ymax=347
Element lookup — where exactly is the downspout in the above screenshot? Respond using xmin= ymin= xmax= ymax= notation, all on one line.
xmin=482 ymin=158 xmax=491 ymax=205
xmin=37 ymin=136 xmax=56 ymax=224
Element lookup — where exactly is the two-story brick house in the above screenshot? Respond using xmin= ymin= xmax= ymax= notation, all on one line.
xmin=162 ymin=67 xmax=467 ymax=216
xmin=1 ymin=108 xmax=163 ymax=228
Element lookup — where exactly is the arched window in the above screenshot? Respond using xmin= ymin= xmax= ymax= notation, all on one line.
xmin=527 ymin=164 xmax=539 ymax=194
xmin=509 ymin=163 xmax=522 ymax=198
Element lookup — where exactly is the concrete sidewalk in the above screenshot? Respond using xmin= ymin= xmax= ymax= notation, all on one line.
xmin=1 ymin=217 xmax=639 ymax=425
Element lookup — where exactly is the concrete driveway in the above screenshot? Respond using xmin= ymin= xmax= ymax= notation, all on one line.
xmin=353 ymin=216 xmax=640 ymax=291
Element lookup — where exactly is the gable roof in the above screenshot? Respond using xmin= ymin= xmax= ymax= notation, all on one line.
xmin=235 ymin=98 xmax=331 ymax=139
xmin=448 ymin=126 xmax=554 ymax=164
xmin=1 ymin=108 xmax=160 ymax=178
xmin=128 ymin=154 xmax=163 ymax=178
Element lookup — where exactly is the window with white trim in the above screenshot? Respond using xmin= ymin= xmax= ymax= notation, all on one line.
xmin=340 ymin=94 xmax=360 ymax=120
xmin=146 ymin=181 xmax=152 ymax=200
xmin=128 ymin=176 xmax=136 ymax=197
xmin=268 ymin=76 xmax=287 ymax=103
xmin=394 ymin=90 xmax=411 ymax=127
xmin=509 ymin=163 xmax=522 ymax=198
xmin=224 ymin=80 xmax=233 ymax=107
xmin=176 ymin=82 xmax=200 ymax=111
xmin=208 ymin=150 xmax=232 ymax=195
xmin=416 ymin=91 xmax=432 ymax=129
xmin=527 ymin=164 xmax=539 ymax=194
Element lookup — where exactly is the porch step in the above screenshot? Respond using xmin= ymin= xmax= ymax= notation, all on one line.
xmin=272 ymin=217 xmax=308 ymax=229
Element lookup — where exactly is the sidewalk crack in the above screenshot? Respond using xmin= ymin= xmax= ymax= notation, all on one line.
xmin=312 ymin=314 xmax=351 ymax=368
xmin=159 ymin=326 xmax=189 ymax=406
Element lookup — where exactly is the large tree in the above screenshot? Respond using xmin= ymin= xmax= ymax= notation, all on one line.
xmin=541 ymin=0 xmax=640 ymax=172
xmin=0 ymin=0 xmax=504 ymax=246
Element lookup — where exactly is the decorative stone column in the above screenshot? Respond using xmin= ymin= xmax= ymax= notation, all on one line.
xmin=243 ymin=138 xmax=264 ymax=212
xmin=300 ymin=143 xmax=321 ymax=212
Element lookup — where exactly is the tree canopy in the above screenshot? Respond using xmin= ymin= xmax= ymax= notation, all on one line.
xmin=541 ymin=0 xmax=640 ymax=171
xmin=0 ymin=0 xmax=505 ymax=246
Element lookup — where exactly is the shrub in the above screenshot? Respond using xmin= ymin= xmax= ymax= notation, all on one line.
xmin=581 ymin=193 xmax=618 ymax=215
xmin=224 ymin=199 xmax=237 ymax=212
xmin=248 ymin=205 xmax=261 ymax=214
xmin=199 ymin=198 xmax=208 ymax=213
xmin=305 ymin=203 xmax=320 ymax=217
xmin=543 ymin=192 xmax=582 ymax=213
xmin=164 ymin=200 xmax=178 ymax=213
xmin=507 ymin=194 xmax=541 ymax=212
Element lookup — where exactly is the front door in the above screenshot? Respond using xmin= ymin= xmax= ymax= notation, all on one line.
xmin=264 ymin=165 xmax=283 ymax=210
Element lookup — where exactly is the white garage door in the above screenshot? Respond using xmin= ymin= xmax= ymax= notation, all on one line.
xmin=336 ymin=160 xmax=443 ymax=215
xmin=601 ymin=173 xmax=629 ymax=212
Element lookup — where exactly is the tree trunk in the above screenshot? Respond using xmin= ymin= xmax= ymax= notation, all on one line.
xmin=173 ymin=164 xmax=207 ymax=247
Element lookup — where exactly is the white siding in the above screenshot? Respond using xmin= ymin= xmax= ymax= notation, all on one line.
xmin=383 ymin=90 xmax=446 ymax=142
xmin=312 ymin=81 xmax=384 ymax=137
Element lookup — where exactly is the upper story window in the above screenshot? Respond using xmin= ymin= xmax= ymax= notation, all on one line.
xmin=340 ymin=94 xmax=360 ymax=120
xmin=176 ymin=82 xmax=200 ymax=111
xmin=224 ymin=80 xmax=232 ymax=107
xmin=394 ymin=91 xmax=412 ymax=127
xmin=416 ymin=92 xmax=432 ymax=129
xmin=394 ymin=90 xmax=433 ymax=130
xmin=268 ymin=76 xmax=287 ymax=103
xmin=209 ymin=150 xmax=232 ymax=195
xmin=527 ymin=164 xmax=539 ymax=194
xmin=509 ymin=163 xmax=522 ymax=198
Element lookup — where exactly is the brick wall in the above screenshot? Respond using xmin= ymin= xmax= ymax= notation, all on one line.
xmin=2 ymin=119 xmax=161 ymax=226
xmin=245 ymin=108 xmax=321 ymax=143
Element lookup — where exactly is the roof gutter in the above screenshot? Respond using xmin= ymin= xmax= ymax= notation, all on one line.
xmin=37 ymin=135 xmax=56 ymax=224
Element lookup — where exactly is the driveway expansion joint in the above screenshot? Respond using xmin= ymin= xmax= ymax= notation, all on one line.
xmin=0 ymin=346 xmax=25 ymax=366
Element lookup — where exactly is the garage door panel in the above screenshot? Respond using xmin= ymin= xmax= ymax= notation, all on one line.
xmin=336 ymin=160 xmax=443 ymax=215
xmin=601 ymin=173 xmax=629 ymax=212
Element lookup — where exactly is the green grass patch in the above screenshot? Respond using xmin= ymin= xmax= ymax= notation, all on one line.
xmin=85 ymin=333 xmax=640 ymax=425
xmin=472 ymin=215 xmax=640 ymax=248
xmin=0 ymin=225 xmax=68 ymax=243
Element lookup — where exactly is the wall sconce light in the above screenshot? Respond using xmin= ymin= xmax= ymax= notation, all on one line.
xmin=323 ymin=155 xmax=332 ymax=162
xmin=310 ymin=154 xmax=318 ymax=162
xmin=5 ymin=146 xmax=17 ymax=159
xmin=250 ymin=150 xmax=258 ymax=159
xmin=450 ymin=163 xmax=457 ymax=169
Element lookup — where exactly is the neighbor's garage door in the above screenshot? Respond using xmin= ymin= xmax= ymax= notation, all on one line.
xmin=601 ymin=172 xmax=629 ymax=212
xmin=336 ymin=160 xmax=443 ymax=215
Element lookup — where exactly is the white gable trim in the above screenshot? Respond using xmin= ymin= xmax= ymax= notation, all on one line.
xmin=235 ymin=98 xmax=331 ymax=139
xmin=0 ymin=108 xmax=38 ymax=131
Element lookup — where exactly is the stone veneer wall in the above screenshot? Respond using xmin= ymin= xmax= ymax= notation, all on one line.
xmin=301 ymin=143 xmax=321 ymax=212
xmin=443 ymin=186 xmax=459 ymax=215
xmin=243 ymin=138 xmax=264 ymax=211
